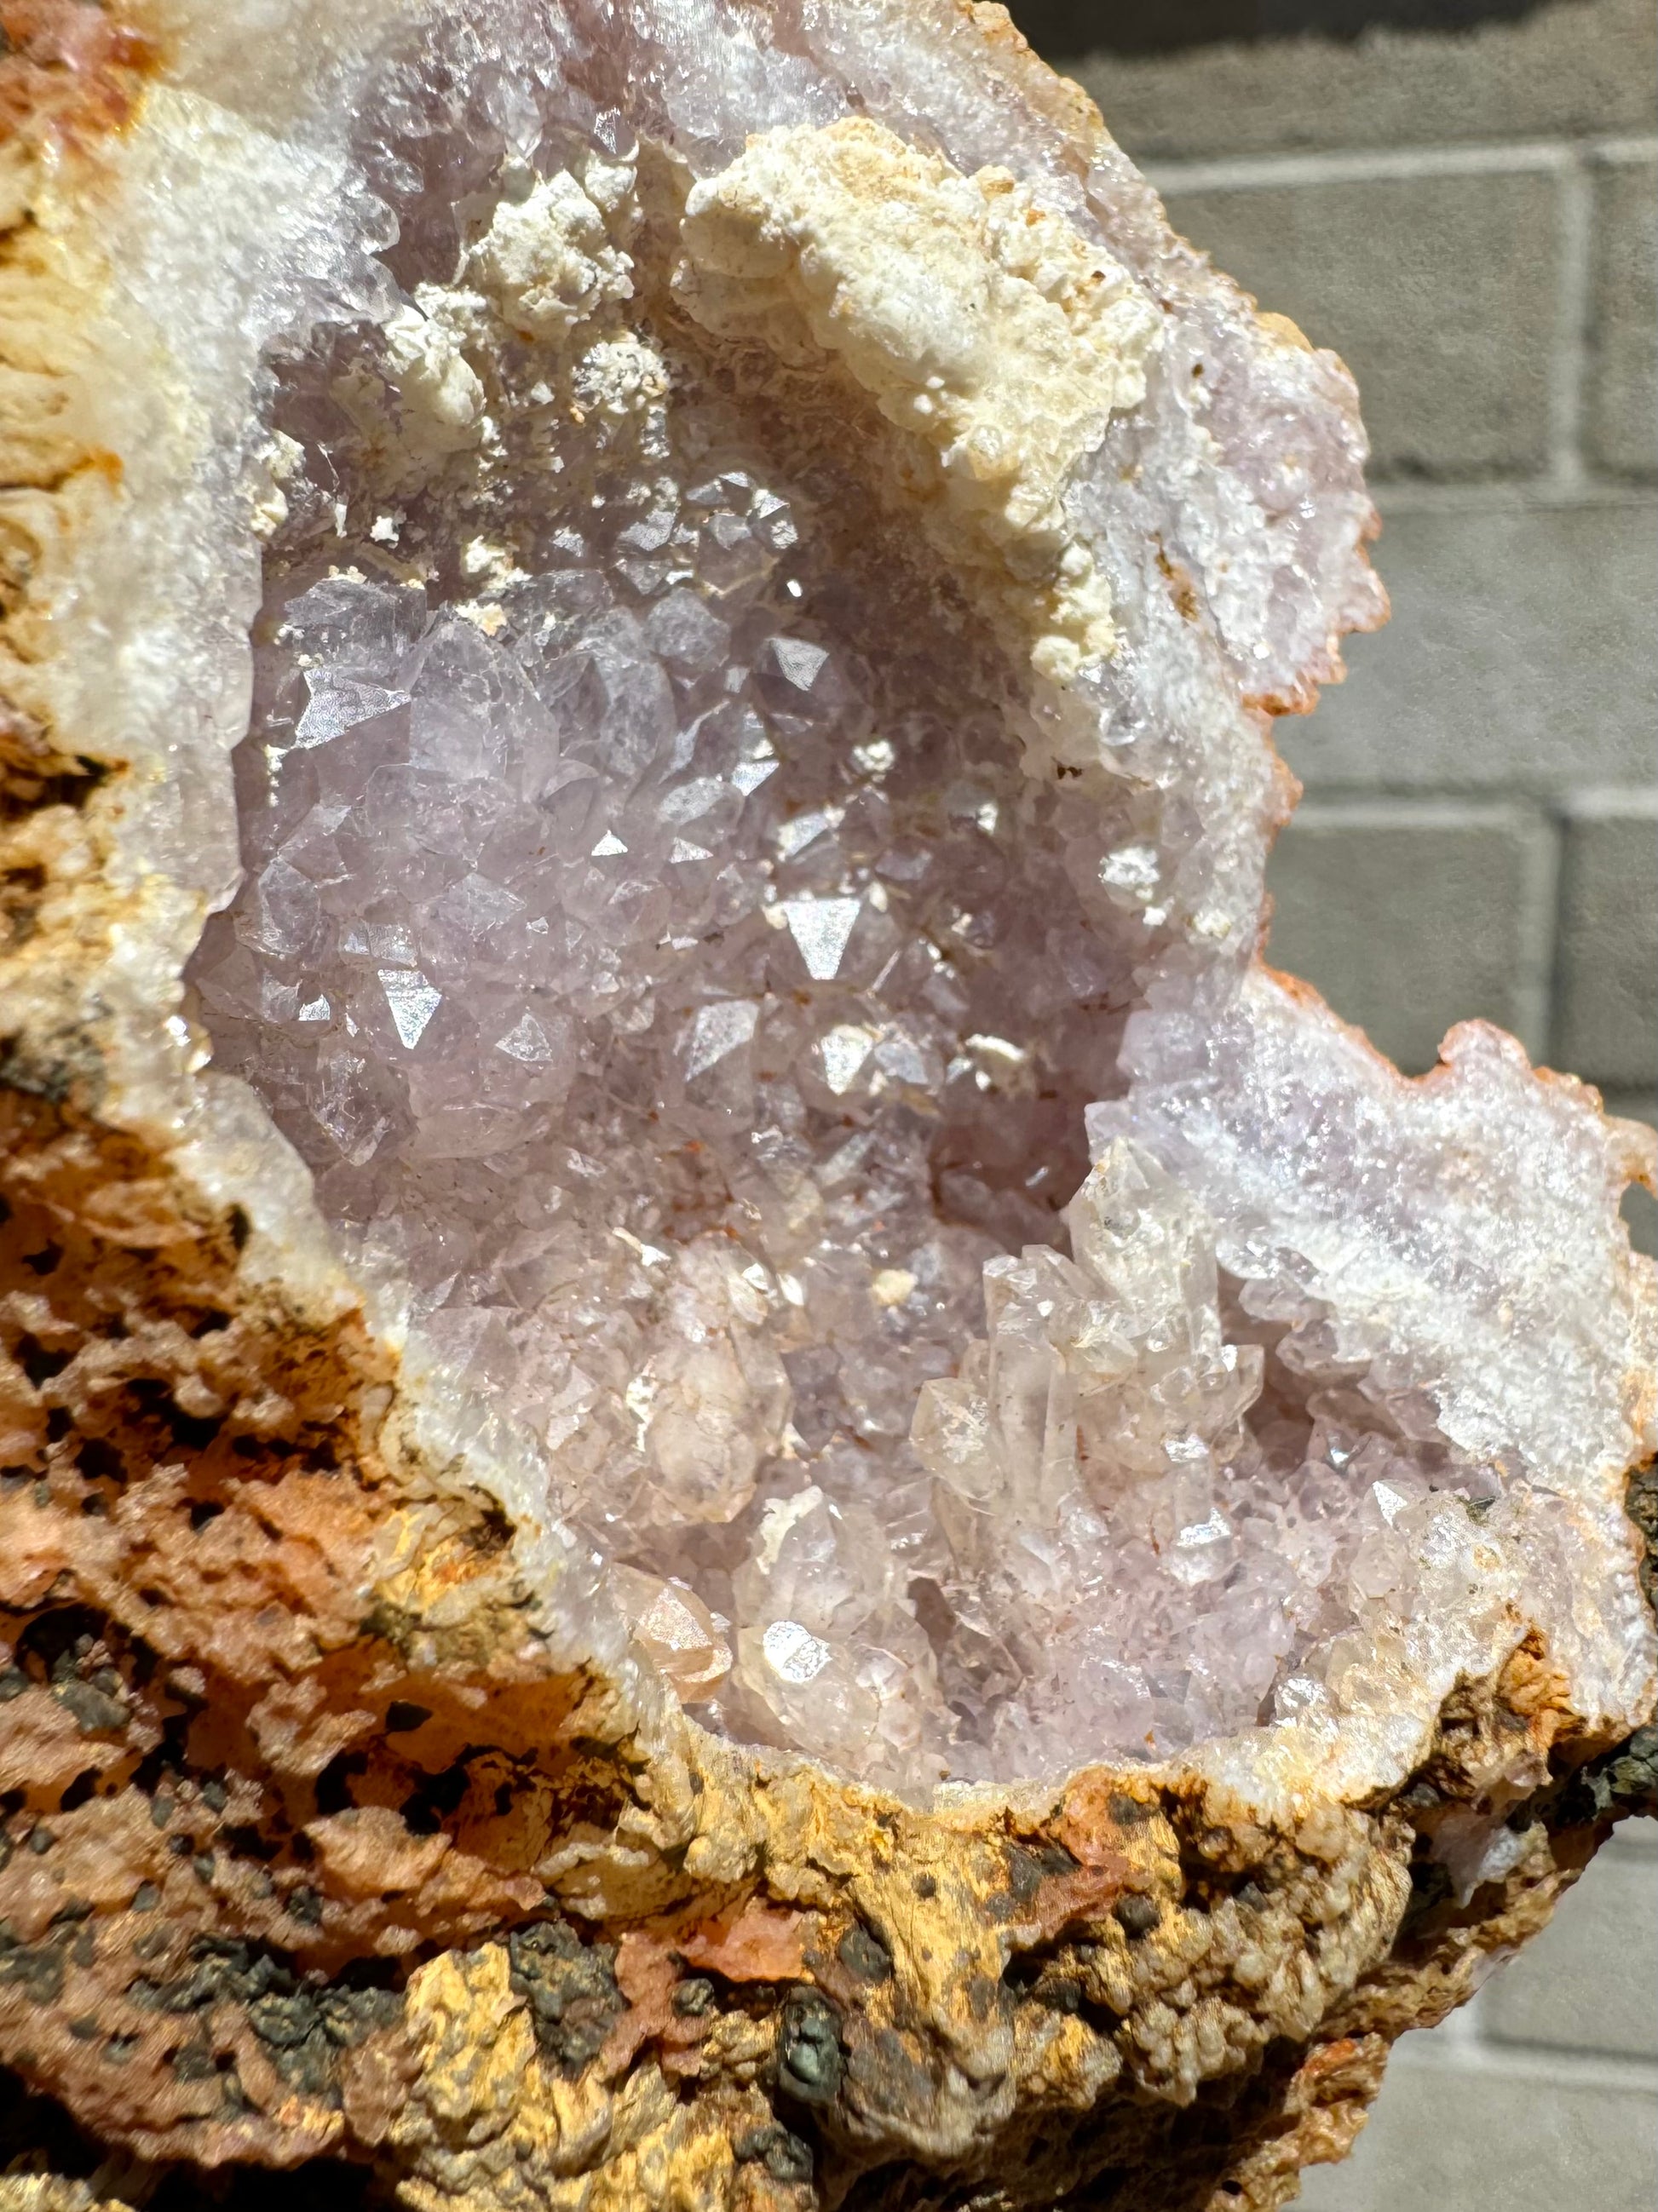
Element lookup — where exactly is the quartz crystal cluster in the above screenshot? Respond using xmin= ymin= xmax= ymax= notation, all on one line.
xmin=171 ymin=0 xmax=1655 ymax=1800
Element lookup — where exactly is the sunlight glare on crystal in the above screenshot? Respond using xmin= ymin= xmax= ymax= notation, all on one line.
xmin=379 ymin=969 xmax=442 ymax=1049
xmin=783 ymin=897 xmax=862 ymax=981
xmin=762 ymin=1618 xmax=833 ymax=1685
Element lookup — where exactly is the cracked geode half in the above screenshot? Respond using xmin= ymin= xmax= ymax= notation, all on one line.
xmin=0 ymin=3 xmax=1653 ymax=2208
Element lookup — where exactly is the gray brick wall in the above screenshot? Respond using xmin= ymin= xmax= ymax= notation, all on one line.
xmin=1051 ymin=0 xmax=1658 ymax=2198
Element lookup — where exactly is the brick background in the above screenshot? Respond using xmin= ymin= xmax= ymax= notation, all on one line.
xmin=1045 ymin=0 xmax=1658 ymax=2199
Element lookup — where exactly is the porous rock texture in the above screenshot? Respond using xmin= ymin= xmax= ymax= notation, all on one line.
xmin=0 ymin=3 xmax=1654 ymax=2209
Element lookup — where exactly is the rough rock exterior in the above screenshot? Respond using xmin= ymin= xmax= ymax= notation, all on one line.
xmin=0 ymin=4 xmax=1653 ymax=2210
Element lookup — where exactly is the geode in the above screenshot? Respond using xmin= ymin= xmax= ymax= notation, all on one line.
xmin=0 ymin=3 xmax=1652 ymax=2207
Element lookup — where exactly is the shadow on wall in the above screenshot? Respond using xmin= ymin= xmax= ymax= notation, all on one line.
xmin=1009 ymin=0 xmax=1576 ymax=58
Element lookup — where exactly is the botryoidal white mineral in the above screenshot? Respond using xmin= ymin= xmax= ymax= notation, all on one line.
xmin=172 ymin=0 xmax=1655 ymax=1798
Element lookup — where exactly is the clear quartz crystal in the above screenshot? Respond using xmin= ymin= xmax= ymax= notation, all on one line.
xmin=179 ymin=0 xmax=1655 ymax=1795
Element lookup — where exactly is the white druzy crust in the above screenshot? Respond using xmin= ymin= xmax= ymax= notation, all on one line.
xmin=32 ymin=0 xmax=1648 ymax=1807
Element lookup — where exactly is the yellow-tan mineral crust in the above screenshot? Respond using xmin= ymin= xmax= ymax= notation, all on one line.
xmin=0 ymin=4 xmax=1653 ymax=2211
xmin=674 ymin=117 xmax=1161 ymax=682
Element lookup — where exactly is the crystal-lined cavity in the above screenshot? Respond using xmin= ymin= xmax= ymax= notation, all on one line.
xmin=188 ymin=0 xmax=1655 ymax=1795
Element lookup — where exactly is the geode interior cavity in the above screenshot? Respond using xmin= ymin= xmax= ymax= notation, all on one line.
xmin=0 ymin=3 xmax=1652 ymax=2207
xmin=180 ymin=0 xmax=1651 ymax=1796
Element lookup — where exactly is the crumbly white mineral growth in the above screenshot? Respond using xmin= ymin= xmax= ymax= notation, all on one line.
xmin=331 ymin=145 xmax=666 ymax=502
xmin=91 ymin=0 xmax=1647 ymax=1802
xmin=469 ymin=164 xmax=636 ymax=342
xmin=675 ymin=119 xmax=1161 ymax=682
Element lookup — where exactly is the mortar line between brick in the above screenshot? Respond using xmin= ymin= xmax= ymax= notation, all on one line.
xmin=1390 ymin=2038 xmax=1658 ymax=2095
xmin=1288 ymin=797 xmax=1557 ymax=829
xmin=1550 ymin=152 xmax=1595 ymax=489
xmin=1516 ymin=804 xmax=1562 ymax=1066
xmin=1141 ymin=135 xmax=1658 ymax=192
xmin=1560 ymin=786 xmax=1658 ymax=819
xmin=1145 ymin=141 xmax=1577 ymax=192
xmin=1590 ymin=133 xmax=1658 ymax=164
xmin=1370 ymin=480 xmax=1655 ymax=516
